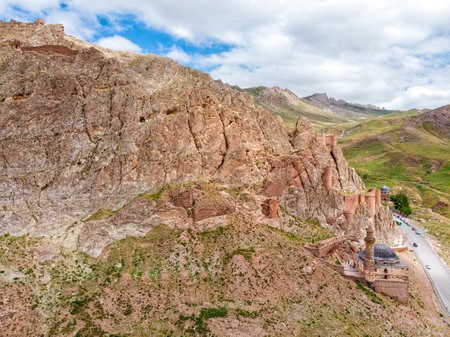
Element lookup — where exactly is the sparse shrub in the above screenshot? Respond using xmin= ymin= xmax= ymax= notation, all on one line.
xmin=236 ymin=308 xmax=259 ymax=318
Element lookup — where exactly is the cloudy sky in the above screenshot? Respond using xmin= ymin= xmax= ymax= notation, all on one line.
xmin=1 ymin=0 xmax=450 ymax=110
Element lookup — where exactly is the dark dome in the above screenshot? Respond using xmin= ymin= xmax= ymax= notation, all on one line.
xmin=380 ymin=186 xmax=390 ymax=192
xmin=361 ymin=244 xmax=399 ymax=261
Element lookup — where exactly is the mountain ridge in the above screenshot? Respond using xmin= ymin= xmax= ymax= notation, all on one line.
xmin=240 ymin=85 xmax=406 ymax=129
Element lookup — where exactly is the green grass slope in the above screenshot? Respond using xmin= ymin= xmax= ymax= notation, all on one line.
xmin=1 ymin=219 xmax=448 ymax=336
xmin=340 ymin=109 xmax=450 ymax=260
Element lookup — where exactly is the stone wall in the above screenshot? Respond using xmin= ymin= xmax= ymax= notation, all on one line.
xmin=326 ymin=135 xmax=337 ymax=147
xmin=318 ymin=259 xmax=345 ymax=273
xmin=344 ymin=194 xmax=359 ymax=214
xmin=343 ymin=189 xmax=383 ymax=222
xmin=315 ymin=132 xmax=337 ymax=147
xmin=375 ymin=189 xmax=381 ymax=206
xmin=381 ymin=191 xmax=390 ymax=203
xmin=365 ymin=194 xmax=376 ymax=217
xmin=373 ymin=280 xmax=409 ymax=304
xmin=304 ymin=235 xmax=358 ymax=258
xmin=374 ymin=265 xmax=408 ymax=282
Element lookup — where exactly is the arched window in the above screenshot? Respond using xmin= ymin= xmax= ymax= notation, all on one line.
xmin=384 ymin=268 xmax=388 ymax=273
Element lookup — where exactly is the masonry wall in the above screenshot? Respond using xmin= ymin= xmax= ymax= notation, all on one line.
xmin=375 ymin=189 xmax=381 ymax=206
xmin=315 ymin=132 xmax=337 ymax=147
xmin=373 ymin=280 xmax=409 ymax=303
xmin=319 ymin=259 xmax=345 ymax=273
xmin=374 ymin=266 xmax=409 ymax=282
xmin=381 ymin=191 xmax=390 ymax=202
xmin=305 ymin=236 xmax=358 ymax=257
xmin=365 ymin=194 xmax=376 ymax=217
xmin=344 ymin=194 xmax=359 ymax=214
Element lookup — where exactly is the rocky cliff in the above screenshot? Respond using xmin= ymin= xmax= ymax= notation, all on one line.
xmin=0 ymin=20 xmax=402 ymax=257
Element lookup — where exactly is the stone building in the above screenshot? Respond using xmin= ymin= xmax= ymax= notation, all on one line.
xmin=380 ymin=185 xmax=391 ymax=203
xmin=355 ymin=225 xmax=409 ymax=303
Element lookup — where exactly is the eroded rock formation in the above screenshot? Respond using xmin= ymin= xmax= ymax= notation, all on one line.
xmin=0 ymin=20 xmax=403 ymax=256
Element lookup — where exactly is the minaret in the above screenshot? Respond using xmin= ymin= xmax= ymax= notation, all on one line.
xmin=364 ymin=222 xmax=376 ymax=282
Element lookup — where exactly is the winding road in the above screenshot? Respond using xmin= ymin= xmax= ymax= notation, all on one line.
xmin=393 ymin=213 xmax=450 ymax=314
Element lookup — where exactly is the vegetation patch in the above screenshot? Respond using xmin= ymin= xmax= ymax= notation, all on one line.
xmin=391 ymin=193 xmax=412 ymax=215
xmin=82 ymin=208 xmax=118 ymax=222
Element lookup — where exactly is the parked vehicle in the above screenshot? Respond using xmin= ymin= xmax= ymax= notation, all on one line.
xmin=413 ymin=243 xmax=418 ymax=247
xmin=426 ymin=264 xmax=431 ymax=269
xmin=416 ymin=232 xmax=420 ymax=235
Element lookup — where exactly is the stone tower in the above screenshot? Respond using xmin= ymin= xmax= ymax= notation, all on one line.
xmin=364 ymin=222 xmax=376 ymax=282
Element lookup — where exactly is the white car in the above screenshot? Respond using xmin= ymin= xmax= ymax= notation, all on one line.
xmin=426 ymin=264 xmax=431 ymax=270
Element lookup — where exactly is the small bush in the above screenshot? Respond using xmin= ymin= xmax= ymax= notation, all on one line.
xmin=390 ymin=193 xmax=412 ymax=215
xmin=200 ymin=307 xmax=228 ymax=319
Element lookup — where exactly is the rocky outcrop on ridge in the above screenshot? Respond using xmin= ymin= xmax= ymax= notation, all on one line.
xmin=0 ymin=20 xmax=402 ymax=256
xmin=410 ymin=104 xmax=450 ymax=138
xmin=303 ymin=92 xmax=393 ymax=118
xmin=258 ymin=86 xmax=302 ymax=106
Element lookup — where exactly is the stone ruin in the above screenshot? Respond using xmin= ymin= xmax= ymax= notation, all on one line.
xmin=315 ymin=131 xmax=337 ymax=147
xmin=343 ymin=187 xmax=382 ymax=222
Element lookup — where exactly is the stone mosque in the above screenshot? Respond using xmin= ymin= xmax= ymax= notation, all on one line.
xmin=355 ymin=224 xmax=409 ymax=303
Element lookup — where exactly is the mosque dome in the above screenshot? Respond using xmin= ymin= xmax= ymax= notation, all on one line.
xmin=380 ymin=186 xmax=390 ymax=192
xmin=361 ymin=244 xmax=399 ymax=262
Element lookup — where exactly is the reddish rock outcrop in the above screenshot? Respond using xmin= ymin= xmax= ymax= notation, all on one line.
xmin=172 ymin=189 xmax=196 ymax=208
xmin=262 ymin=182 xmax=285 ymax=197
xmin=0 ymin=20 xmax=403 ymax=256
xmin=262 ymin=199 xmax=279 ymax=218
xmin=322 ymin=166 xmax=333 ymax=193
xmin=291 ymin=116 xmax=313 ymax=150
xmin=192 ymin=206 xmax=232 ymax=222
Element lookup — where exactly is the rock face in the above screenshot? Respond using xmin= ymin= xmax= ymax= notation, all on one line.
xmin=410 ymin=104 xmax=450 ymax=137
xmin=258 ymin=86 xmax=302 ymax=106
xmin=0 ymin=20 xmax=402 ymax=256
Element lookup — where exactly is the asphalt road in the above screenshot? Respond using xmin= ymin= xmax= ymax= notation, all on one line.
xmin=393 ymin=213 xmax=450 ymax=314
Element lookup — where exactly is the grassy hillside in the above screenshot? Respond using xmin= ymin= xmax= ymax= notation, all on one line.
xmin=1 ymin=218 xmax=448 ymax=336
xmin=340 ymin=110 xmax=450 ymax=260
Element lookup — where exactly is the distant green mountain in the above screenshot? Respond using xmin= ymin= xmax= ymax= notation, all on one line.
xmin=240 ymin=85 xmax=400 ymax=130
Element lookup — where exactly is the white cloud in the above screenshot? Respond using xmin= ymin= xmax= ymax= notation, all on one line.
xmin=96 ymin=35 xmax=142 ymax=53
xmin=165 ymin=45 xmax=191 ymax=63
xmin=1 ymin=0 xmax=450 ymax=109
